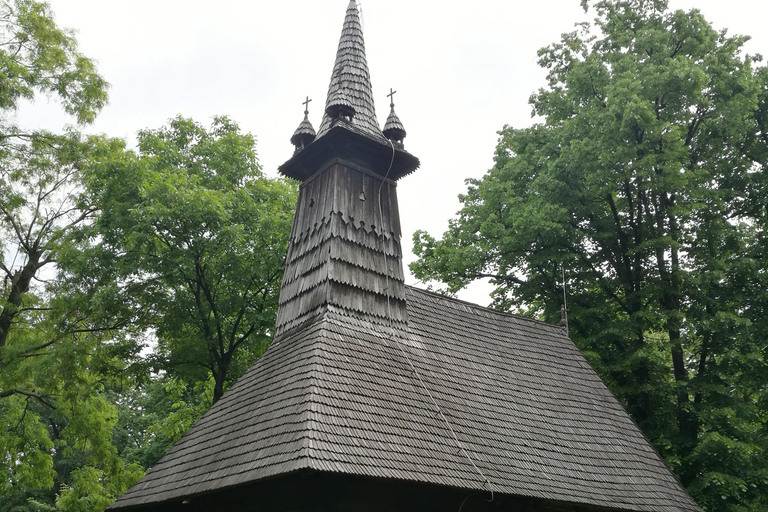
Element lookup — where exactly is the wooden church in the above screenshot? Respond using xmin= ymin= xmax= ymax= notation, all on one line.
xmin=110 ymin=2 xmax=703 ymax=511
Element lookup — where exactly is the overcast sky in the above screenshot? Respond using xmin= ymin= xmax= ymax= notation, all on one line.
xmin=18 ymin=0 xmax=768 ymax=306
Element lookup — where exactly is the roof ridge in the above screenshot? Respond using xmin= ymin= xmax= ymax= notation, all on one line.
xmin=405 ymin=285 xmax=566 ymax=332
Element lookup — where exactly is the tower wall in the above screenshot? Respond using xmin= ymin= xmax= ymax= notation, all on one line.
xmin=275 ymin=158 xmax=407 ymax=337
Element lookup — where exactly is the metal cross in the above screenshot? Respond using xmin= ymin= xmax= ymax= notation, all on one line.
xmin=303 ymin=96 xmax=312 ymax=114
xmin=387 ymin=88 xmax=397 ymax=108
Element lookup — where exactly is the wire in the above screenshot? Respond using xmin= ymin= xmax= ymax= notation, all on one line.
xmin=562 ymin=264 xmax=569 ymax=337
xmin=376 ymin=138 xmax=494 ymax=503
xmin=376 ymin=140 xmax=396 ymax=332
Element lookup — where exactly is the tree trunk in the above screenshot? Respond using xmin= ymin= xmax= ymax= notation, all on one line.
xmin=212 ymin=354 xmax=232 ymax=404
xmin=0 ymin=252 xmax=42 ymax=349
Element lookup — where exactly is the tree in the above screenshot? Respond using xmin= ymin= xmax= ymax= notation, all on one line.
xmin=411 ymin=1 xmax=768 ymax=510
xmin=0 ymin=0 xmax=110 ymax=355
xmin=0 ymin=133 xmax=144 ymax=512
xmin=0 ymin=0 xmax=108 ymax=140
xmin=0 ymin=3 xmax=145 ymax=510
xmin=68 ymin=116 xmax=296 ymax=404
xmin=111 ymin=374 xmax=215 ymax=471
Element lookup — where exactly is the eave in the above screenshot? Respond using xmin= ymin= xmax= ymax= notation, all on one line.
xmin=280 ymin=123 xmax=420 ymax=183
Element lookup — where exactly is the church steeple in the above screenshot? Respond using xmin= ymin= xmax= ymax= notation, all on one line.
xmin=275 ymin=0 xmax=419 ymax=337
xmin=279 ymin=0 xmax=418 ymax=182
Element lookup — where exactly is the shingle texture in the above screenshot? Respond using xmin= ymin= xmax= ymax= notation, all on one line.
xmin=279 ymin=0 xmax=420 ymax=183
xmin=316 ymin=0 xmax=388 ymax=145
xmin=290 ymin=112 xmax=316 ymax=148
xmin=112 ymin=288 xmax=701 ymax=512
xmin=383 ymin=107 xmax=406 ymax=141
xmin=275 ymin=161 xmax=407 ymax=337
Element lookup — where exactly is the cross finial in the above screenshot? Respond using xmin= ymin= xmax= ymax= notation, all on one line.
xmin=303 ymin=96 xmax=312 ymax=115
xmin=387 ymin=88 xmax=397 ymax=108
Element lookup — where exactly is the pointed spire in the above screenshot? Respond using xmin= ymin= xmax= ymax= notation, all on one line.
xmin=279 ymin=0 xmax=420 ymax=182
xmin=317 ymin=0 xmax=384 ymax=141
xmin=383 ymin=88 xmax=407 ymax=145
xmin=291 ymin=96 xmax=317 ymax=152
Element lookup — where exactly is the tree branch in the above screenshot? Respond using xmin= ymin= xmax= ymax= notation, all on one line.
xmin=0 ymin=388 xmax=57 ymax=409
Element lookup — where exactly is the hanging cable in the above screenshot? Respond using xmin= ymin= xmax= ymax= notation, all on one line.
xmin=561 ymin=264 xmax=569 ymax=337
xmin=376 ymin=138 xmax=494 ymax=503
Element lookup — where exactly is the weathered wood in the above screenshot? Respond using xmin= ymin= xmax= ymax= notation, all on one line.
xmin=113 ymin=286 xmax=702 ymax=512
xmin=315 ymin=0 xmax=383 ymax=143
xmin=276 ymin=159 xmax=408 ymax=337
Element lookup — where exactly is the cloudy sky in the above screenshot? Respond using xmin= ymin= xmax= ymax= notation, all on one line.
xmin=18 ymin=0 xmax=768 ymax=305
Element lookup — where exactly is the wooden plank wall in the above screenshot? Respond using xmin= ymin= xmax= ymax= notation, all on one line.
xmin=275 ymin=160 xmax=408 ymax=337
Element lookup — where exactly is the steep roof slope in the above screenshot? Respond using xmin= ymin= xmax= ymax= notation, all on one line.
xmin=112 ymin=287 xmax=701 ymax=512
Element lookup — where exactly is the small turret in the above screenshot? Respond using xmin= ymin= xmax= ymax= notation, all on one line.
xmin=290 ymin=96 xmax=316 ymax=153
xmin=383 ymin=88 xmax=407 ymax=146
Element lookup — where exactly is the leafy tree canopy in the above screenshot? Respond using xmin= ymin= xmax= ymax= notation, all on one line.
xmin=0 ymin=3 xmax=146 ymax=510
xmin=412 ymin=1 xmax=768 ymax=510
xmin=0 ymin=132 xmax=144 ymax=512
xmin=65 ymin=116 xmax=297 ymax=404
xmin=0 ymin=0 xmax=108 ymax=139
xmin=0 ymin=3 xmax=297 ymax=511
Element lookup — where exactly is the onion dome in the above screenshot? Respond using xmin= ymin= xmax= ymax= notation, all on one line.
xmin=383 ymin=89 xmax=407 ymax=144
xmin=291 ymin=97 xmax=317 ymax=152
xmin=383 ymin=108 xmax=406 ymax=144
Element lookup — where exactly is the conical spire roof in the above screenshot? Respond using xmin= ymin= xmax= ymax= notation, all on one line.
xmin=279 ymin=0 xmax=419 ymax=181
xmin=383 ymin=109 xmax=405 ymax=137
xmin=317 ymin=0 xmax=385 ymax=142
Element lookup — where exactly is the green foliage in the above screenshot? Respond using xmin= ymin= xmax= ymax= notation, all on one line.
xmin=412 ymin=1 xmax=768 ymax=510
xmin=111 ymin=375 xmax=214 ymax=471
xmin=0 ymin=132 xmax=144 ymax=511
xmin=56 ymin=461 xmax=145 ymax=512
xmin=152 ymin=377 xmax=214 ymax=444
xmin=0 ymin=2 xmax=295 ymax=510
xmin=0 ymin=3 xmax=146 ymax=510
xmin=67 ymin=116 xmax=297 ymax=404
xmin=0 ymin=0 xmax=108 ymax=130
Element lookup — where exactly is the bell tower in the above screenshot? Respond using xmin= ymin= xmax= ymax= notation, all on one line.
xmin=276 ymin=0 xmax=419 ymax=337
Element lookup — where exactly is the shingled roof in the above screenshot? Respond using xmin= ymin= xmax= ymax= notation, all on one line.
xmin=112 ymin=288 xmax=700 ymax=512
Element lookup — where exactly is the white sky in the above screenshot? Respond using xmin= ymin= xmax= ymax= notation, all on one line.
xmin=18 ymin=0 xmax=768 ymax=306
